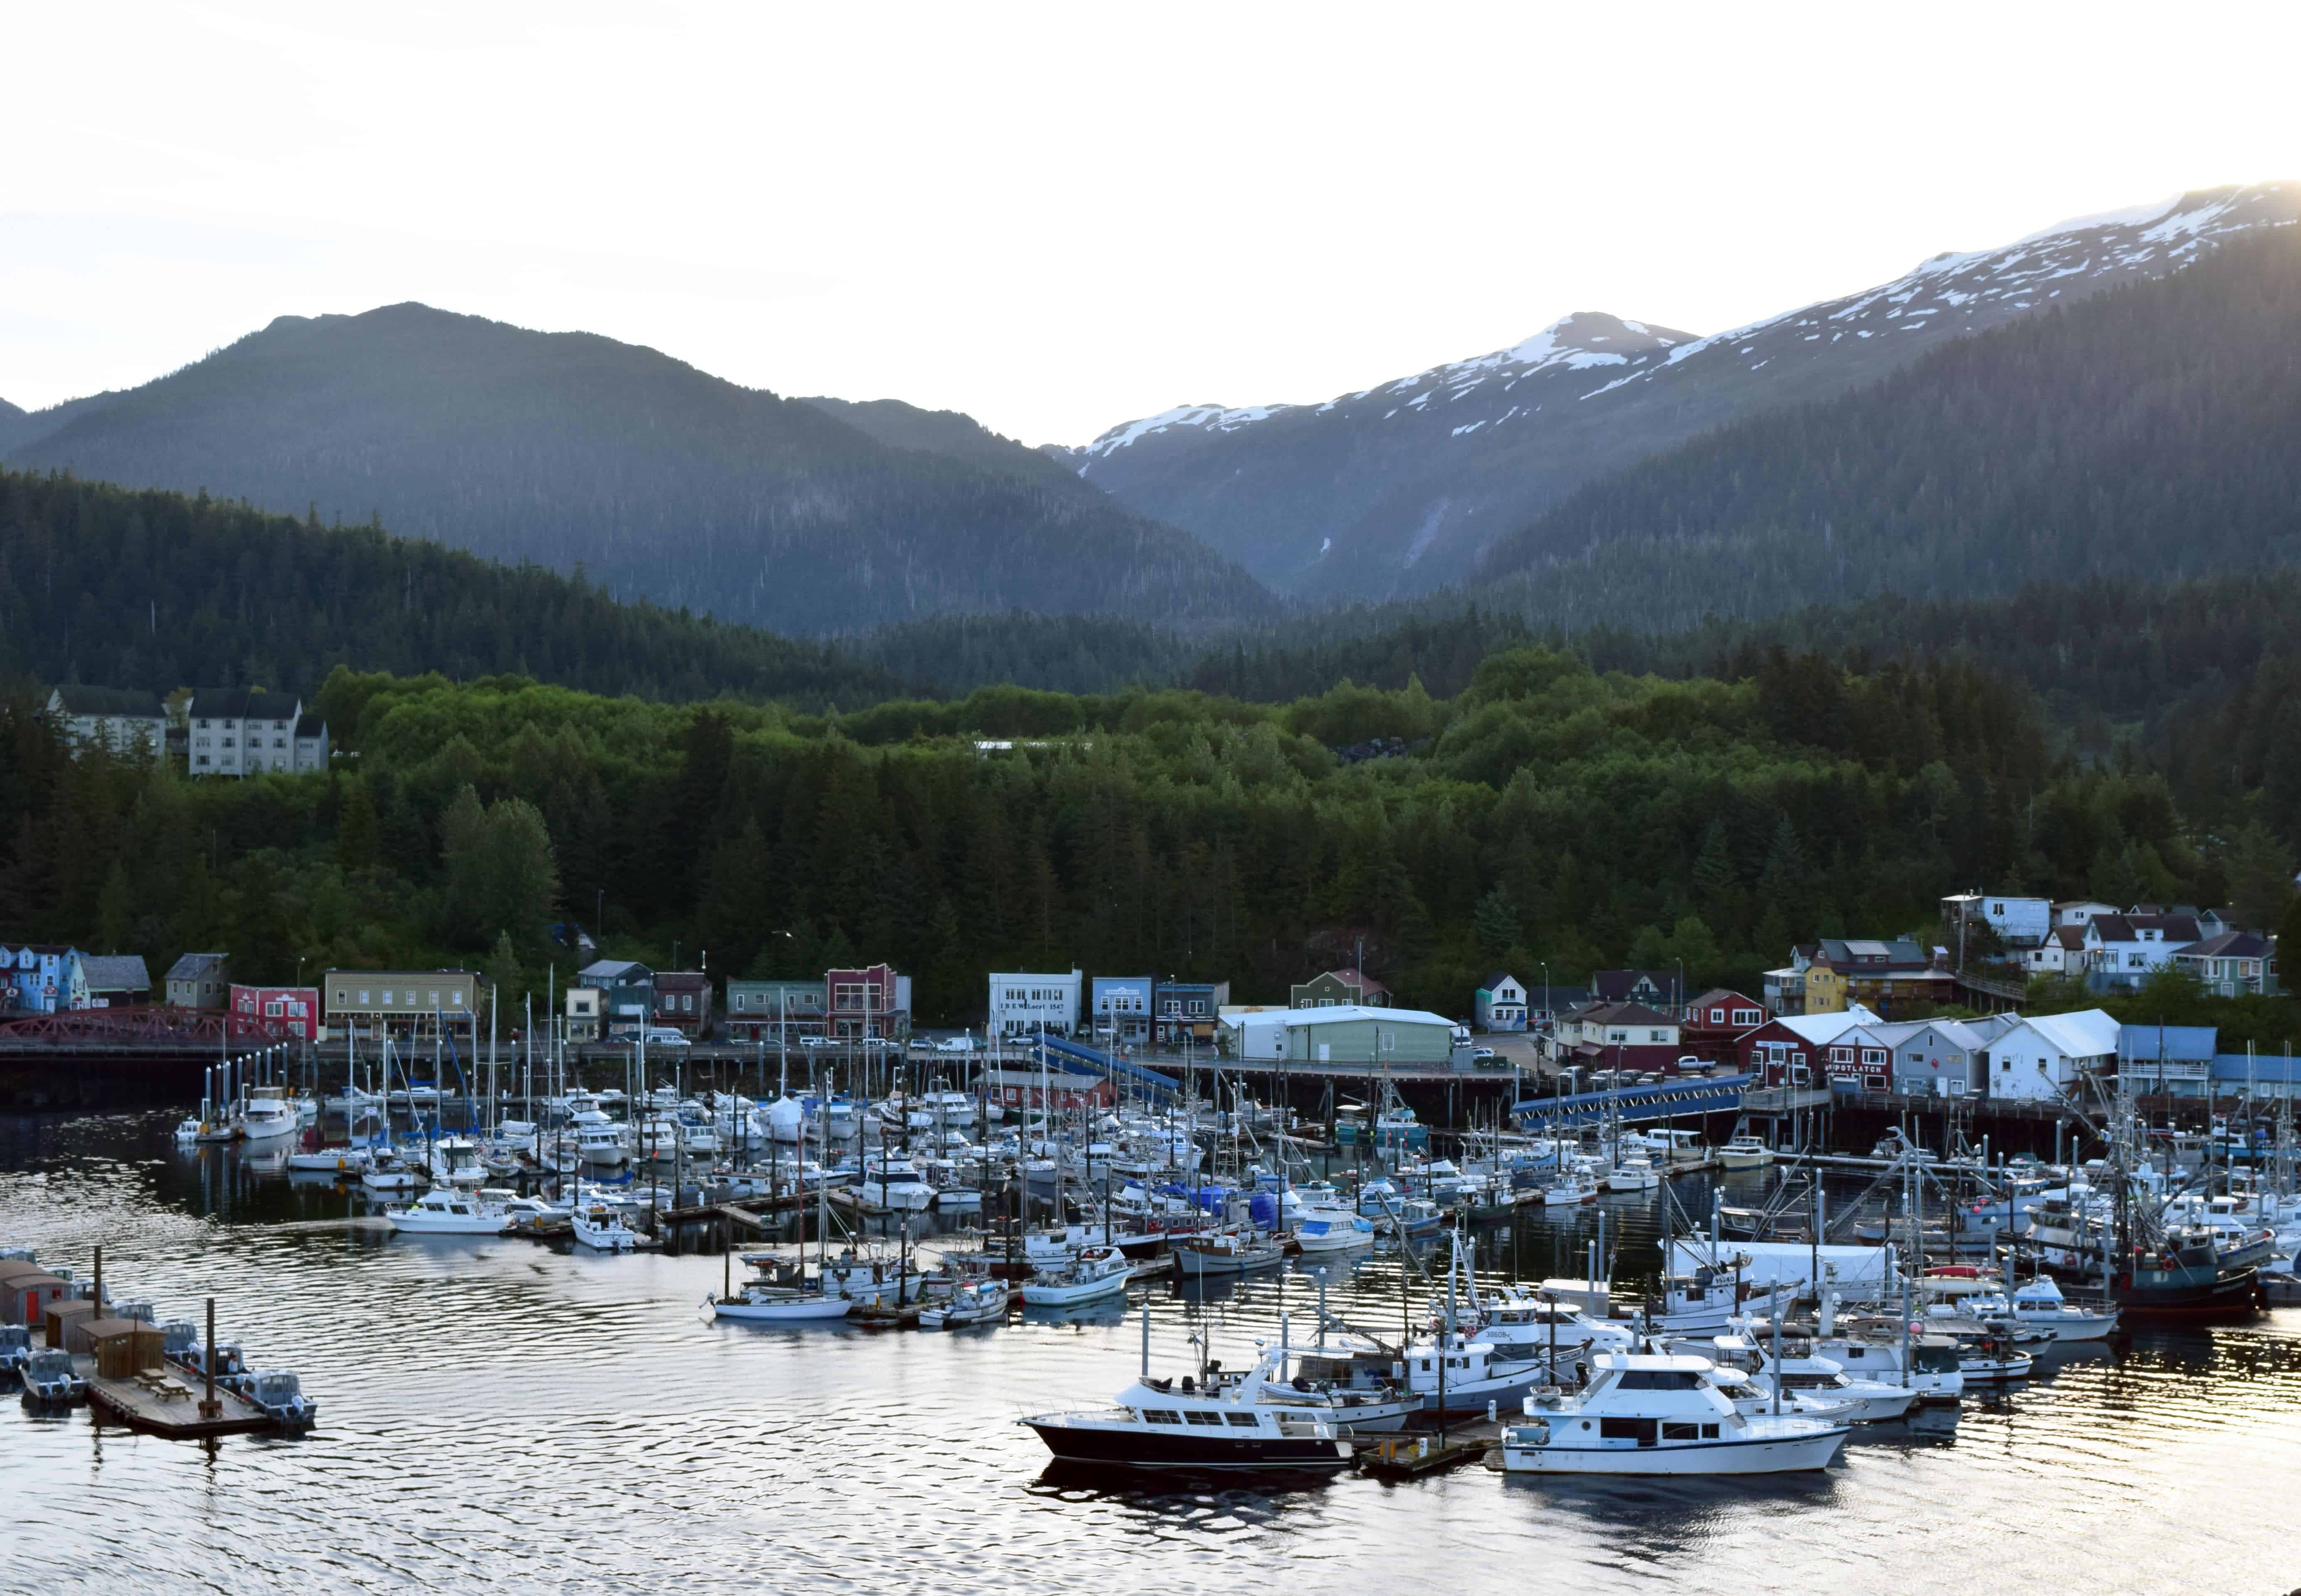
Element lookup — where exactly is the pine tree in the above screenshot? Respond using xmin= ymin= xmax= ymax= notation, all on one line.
xmin=1473 ymin=886 xmax=1519 ymax=958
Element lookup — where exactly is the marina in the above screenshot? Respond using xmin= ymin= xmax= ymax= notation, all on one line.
xmin=2 ymin=1098 xmax=2298 ymax=1592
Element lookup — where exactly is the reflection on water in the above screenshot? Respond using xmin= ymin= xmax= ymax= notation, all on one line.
xmin=2 ymin=1112 xmax=2299 ymax=1594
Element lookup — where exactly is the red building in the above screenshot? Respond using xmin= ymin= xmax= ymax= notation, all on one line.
xmin=1678 ymin=988 xmax=1769 ymax=1064
xmin=983 ymin=1068 xmax=1116 ymax=1111
xmin=652 ymin=971 xmax=713 ymax=1037
xmin=827 ymin=964 xmax=911 ymax=1040
xmin=229 ymin=983 xmax=320 ymax=1043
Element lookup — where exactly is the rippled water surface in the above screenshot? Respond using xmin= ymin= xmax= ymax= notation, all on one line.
xmin=4 ymin=1111 xmax=2297 ymax=1595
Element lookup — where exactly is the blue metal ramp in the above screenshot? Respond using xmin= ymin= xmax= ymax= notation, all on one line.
xmin=1034 ymin=1033 xmax=1181 ymax=1104
xmin=1512 ymin=1073 xmax=1752 ymax=1129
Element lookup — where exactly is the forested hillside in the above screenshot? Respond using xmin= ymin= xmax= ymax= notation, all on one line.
xmin=0 ymin=471 xmax=906 ymax=707
xmin=9 ymin=644 xmax=2287 ymax=1037
xmin=5 ymin=303 xmax=1275 ymax=635
xmin=1474 ymin=228 xmax=2301 ymax=623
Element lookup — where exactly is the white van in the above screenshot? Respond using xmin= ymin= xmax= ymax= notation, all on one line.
xmin=643 ymin=1028 xmax=691 ymax=1048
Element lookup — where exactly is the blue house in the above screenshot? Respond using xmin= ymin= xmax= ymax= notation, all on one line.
xmin=3 ymin=945 xmax=87 ymax=1014
xmin=579 ymin=959 xmax=655 ymax=1039
xmin=2118 ymin=1024 xmax=2217 ymax=1097
xmin=1090 ymin=975 xmax=1155 ymax=1046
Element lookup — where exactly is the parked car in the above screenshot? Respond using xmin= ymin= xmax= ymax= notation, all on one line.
xmin=934 ymin=1035 xmax=977 ymax=1055
xmin=1472 ymin=1046 xmax=1501 ymax=1067
xmin=643 ymin=1028 xmax=691 ymax=1048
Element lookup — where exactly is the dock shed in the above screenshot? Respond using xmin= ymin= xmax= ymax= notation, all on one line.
xmin=0 ymin=1265 xmax=68 ymax=1327
xmin=80 ymin=1317 xmax=167 ymax=1378
xmin=45 ymin=1297 xmax=99 ymax=1348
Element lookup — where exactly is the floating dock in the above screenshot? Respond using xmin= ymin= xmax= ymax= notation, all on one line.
xmin=1355 ymin=1422 xmax=1501 ymax=1480
xmin=82 ymin=1358 xmax=274 ymax=1439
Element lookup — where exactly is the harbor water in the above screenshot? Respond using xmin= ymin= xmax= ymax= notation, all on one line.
xmin=3 ymin=1110 xmax=2298 ymax=1594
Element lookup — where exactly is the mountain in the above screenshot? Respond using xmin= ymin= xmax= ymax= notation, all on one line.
xmin=800 ymin=395 xmax=1078 ymax=485
xmin=1472 ymin=226 xmax=2301 ymax=626
xmin=1056 ymin=182 xmax=2301 ymax=601
xmin=0 ymin=468 xmax=909 ymax=708
xmin=5 ymin=304 xmax=1276 ymax=635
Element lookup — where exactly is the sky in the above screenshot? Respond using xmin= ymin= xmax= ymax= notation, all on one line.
xmin=5 ymin=2 xmax=2298 ymax=446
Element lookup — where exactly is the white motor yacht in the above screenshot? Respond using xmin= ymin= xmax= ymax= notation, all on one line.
xmin=1295 ymin=1212 xmax=1377 ymax=1253
xmin=428 ymin=1136 xmax=488 ymax=1187
xmin=286 ymin=1145 xmax=373 ymax=1175
xmin=571 ymin=1202 xmax=641 ymax=1251
xmin=1716 ymin=1135 xmax=1775 ymax=1170
xmin=1604 ymin=1155 xmax=1661 ymax=1192
xmin=861 ymin=1157 xmax=934 ymax=1212
xmin=388 ymin=1188 xmax=510 ymax=1235
xmin=238 ymin=1087 xmax=301 ymax=1143
xmin=1021 ymin=1348 xmax=1355 ymax=1475
xmin=1502 ymin=1353 xmax=1850 ymax=1475
xmin=360 ymin=1155 xmax=420 ymax=1192
xmin=1021 ymin=1244 xmax=1135 ymax=1307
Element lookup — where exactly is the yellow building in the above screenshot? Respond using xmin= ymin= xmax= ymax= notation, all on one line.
xmin=1803 ymin=956 xmax=1847 ymax=1014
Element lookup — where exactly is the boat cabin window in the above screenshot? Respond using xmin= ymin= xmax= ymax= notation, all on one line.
xmin=1662 ymin=1422 xmax=1702 ymax=1442
xmin=1139 ymin=1410 xmax=1181 ymax=1425
xmin=1224 ymin=1412 xmax=1261 ymax=1427
xmin=1599 ymin=1418 xmax=1658 ymax=1445
xmin=1615 ymin=1370 xmax=1702 ymax=1390
xmin=1184 ymin=1410 xmax=1224 ymax=1426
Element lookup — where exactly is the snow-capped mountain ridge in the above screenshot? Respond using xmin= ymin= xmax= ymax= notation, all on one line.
xmin=1055 ymin=181 xmax=2301 ymax=602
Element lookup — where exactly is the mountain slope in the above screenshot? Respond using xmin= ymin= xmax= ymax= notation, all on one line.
xmin=1057 ymin=182 xmax=2301 ymax=600
xmin=6 ymin=304 xmax=1275 ymax=635
xmin=800 ymin=395 xmax=1077 ymax=486
xmin=1472 ymin=227 xmax=2301 ymax=625
xmin=0 ymin=468 xmax=908 ymax=708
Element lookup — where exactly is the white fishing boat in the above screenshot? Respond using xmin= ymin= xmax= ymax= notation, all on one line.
xmin=1664 ymin=1329 xmax=1916 ymax=1423
xmin=571 ymin=1202 xmax=640 ymax=1251
xmin=1294 ymin=1212 xmax=1377 ymax=1253
xmin=1501 ymin=1353 xmax=1850 ymax=1475
xmin=388 ymin=1187 xmax=511 ymax=1234
xmin=1717 ymin=1135 xmax=1776 ymax=1171
xmin=919 ymin=1278 xmax=1009 ymax=1329
xmin=172 ymin=1117 xmax=203 ymax=1145
xmin=1173 ymin=1231 xmax=1287 ymax=1276
xmin=1021 ymin=1244 xmax=1136 ymax=1307
xmin=2001 ymin=1277 xmax=2119 ymax=1341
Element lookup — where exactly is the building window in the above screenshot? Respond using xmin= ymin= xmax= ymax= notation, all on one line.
xmin=1650 ymin=1030 xmax=1668 ymax=1043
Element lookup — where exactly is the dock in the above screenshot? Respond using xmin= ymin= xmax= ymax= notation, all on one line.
xmin=82 ymin=1358 xmax=275 ymax=1439
xmin=1355 ymin=1421 xmax=1501 ymax=1480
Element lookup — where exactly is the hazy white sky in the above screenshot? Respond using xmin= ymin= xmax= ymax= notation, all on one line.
xmin=5 ymin=2 xmax=2297 ymax=445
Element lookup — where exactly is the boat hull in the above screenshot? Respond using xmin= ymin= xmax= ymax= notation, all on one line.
xmin=2112 ymin=1266 xmax=2264 ymax=1321
xmin=1026 ymin=1420 xmax=1353 ymax=1474
xmin=709 ymin=1294 xmax=852 ymax=1322
xmin=1020 ymin=1269 xmax=1133 ymax=1307
xmin=1502 ymin=1424 xmax=1847 ymax=1475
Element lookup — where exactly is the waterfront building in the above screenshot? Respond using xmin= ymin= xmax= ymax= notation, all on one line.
xmin=578 ymin=960 xmax=654 ymax=1038
xmin=988 ymin=970 xmax=1082 ymax=1038
xmin=827 ymin=963 xmax=909 ymax=1041
xmin=1090 ymin=975 xmax=1155 ymax=1045
xmin=79 ymin=954 xmax=151 ymax=1007
xmin=652 ymin=971 xmax=713 ymax=1037
xmin=1154 ymin=978 xmax=1229 ymax=1046
xmin=1227 ymin=1004 xmax=1457 ymax=1066
xmin=229 ymin=983 xmax=320 ymax=1042
xmin=322 ymin=969 xmax=487 ymax=1040
xmin=164 ymin=952 xmax=230 ymax=1010
xmin=3 ymin=945 xmax=87 ymax=1014
xmin=726 ymin=979 xmax=827 ymax=1042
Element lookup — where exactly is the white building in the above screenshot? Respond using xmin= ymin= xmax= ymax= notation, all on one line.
xmin=188 ymin=689 xmax=329 ymax=777
xmin=45 ymin=686 xmax=166 ymax=756
xmin=1224 ymin=1004 xmax=1463 ymax=1066
xmin=988 ymin=969 xmax=1082 ymax=1038
xmin=2023 ymin=926 xmax=2088 ymax=979
xmin=1474 ymin=971 xmax=1528 ymax=1031
xmin=1942 ymin=892 xmax=2051 ymax=950
xmin=1983 ymin=1010 xmax=2119 ymax=1102
xmin=2052 ymin=900 xmax=2120 ymax=930
xmin=2080 ymin=913 xmax=2199 ymax=989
